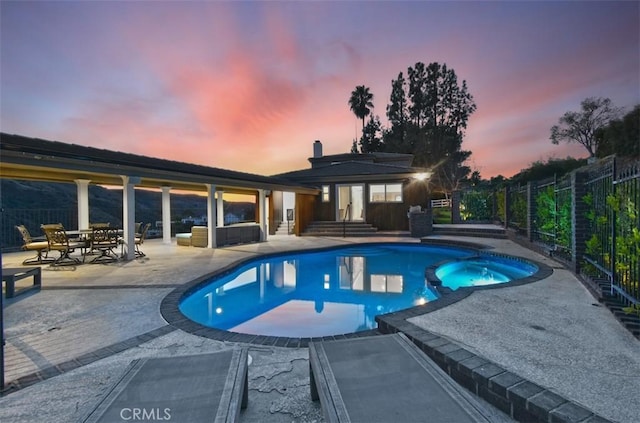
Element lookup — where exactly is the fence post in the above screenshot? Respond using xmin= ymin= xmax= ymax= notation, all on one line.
xmin=451 ymin=190 xmax=461 ymax=223
xmin=503 ymin=186 xmax=510 ymax=229
xmin=571 ymin=170 xmax=589 ymax=274
xmin=610 ymin=157 xmax=617 ymax=293
xmin=527 ymin=181 xmax=536 ymax=242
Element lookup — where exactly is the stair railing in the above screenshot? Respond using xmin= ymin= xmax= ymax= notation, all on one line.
xmin=343 ymin=203 xmax=351 ymax=238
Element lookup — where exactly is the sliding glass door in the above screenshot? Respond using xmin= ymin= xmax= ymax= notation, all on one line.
xmin=337 ymin=184 xmax=364 ymax=221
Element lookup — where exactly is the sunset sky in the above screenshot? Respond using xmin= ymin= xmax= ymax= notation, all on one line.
xmin=1 ymin=1 xmax=638 ymax=179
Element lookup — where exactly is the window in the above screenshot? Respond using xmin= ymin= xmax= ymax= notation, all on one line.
xmin=322 ymin=185 xmax=330 ymax=202
xmin=369 ymin=183 xmax=403 ymax=203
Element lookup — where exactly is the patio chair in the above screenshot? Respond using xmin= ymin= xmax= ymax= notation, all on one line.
xmin=89 ymin=227 xmax=120 ymax=263
xmin=41 ymin=223 xmax=88 ymax=266
xmin=81 ymin=349 xmax=249 ymax=423
xmin=309 ymin=333 xmax=495 ymax=423
xmin=135 ymin=223 xmax=151 ymax=257
xmin=15 ymin=225 xmax=54 ymax=265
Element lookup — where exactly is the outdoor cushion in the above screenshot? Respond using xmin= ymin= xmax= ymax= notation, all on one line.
xmin=82 ymin=349 xmax=248 ymax=423
xmin=309 ymin=333 xmax=495 ymax=423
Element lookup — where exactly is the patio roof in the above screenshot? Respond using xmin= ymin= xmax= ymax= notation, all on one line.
xmin=0 ymin=133 xmax=319 ymax=195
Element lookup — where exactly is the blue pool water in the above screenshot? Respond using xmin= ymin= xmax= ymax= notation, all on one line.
xmin=435 ymin=257 xmax=537 ymax=290
xmin=179 ymin=243 xmax=536 ymax=337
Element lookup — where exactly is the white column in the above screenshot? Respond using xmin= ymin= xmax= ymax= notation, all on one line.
xmin=74 ymin=179 xmax=91 ymax=230
xmin=161 ymin=186 xmax=172 ymax=244
xmin=216 ymin=190 xmax=224 ymax=227
xmin=121 ymin=175 xmax=140 ymax=260
xmin=258 ymin=189 xmax=267 ymax=241
xmin=206 ymin=184 xmax=217 ymax=248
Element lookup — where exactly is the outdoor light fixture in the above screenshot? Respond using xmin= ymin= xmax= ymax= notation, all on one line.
xmin=414 ymin=172 xmax=431 ymax=181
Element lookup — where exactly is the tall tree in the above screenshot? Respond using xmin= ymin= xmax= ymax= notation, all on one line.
xmin=407 ymin=62 xmax=428 ymax=127
xmin=348 ymin=85 xmax=374 ymax=137
xmin=550 ymin=97 xmax=622 ymax=158
xmin=403 ymin=62 xmax=476 ymax=193
xmin=387 ymin=72 xmax=408 ymax=128
xmin=359 ymin=115 xmax=383 ymax=153
xmin=385 ymin=72 xmax=409 ymax=151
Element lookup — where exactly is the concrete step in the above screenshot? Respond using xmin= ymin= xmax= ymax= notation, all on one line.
xmin=432 ymin=225 xmax=507 ymax=239
xmin=275 ymin=221 xmax=295 ymax=235
xmin=303 ymin=221 xmax=378 ymax=237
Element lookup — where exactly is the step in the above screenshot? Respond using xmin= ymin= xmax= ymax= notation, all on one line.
xmin=275 ymin=221 xmax=295 ymax=235
xmin=303 ymin=221 xmax=379 ymax=237
xmin=432 ymin=226 xmax=507 ymax=239
xmin=301 ymin=231 xmax=381 ymax=237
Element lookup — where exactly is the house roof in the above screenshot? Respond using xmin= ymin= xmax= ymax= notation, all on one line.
xmin=273 ymin=160 xmax=429 ymax=184
xmin=308 ymin=151 xmax=414 ymax=168
xmin=0 ymin=133 xmax=319 ymax=194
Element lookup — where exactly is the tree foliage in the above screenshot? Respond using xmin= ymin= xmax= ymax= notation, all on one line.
xmin=510 ymin=156 xmax=588 ymax=185
xmin=383 ymin=62 xmax=476 ymax=194
xmin=348 ymin=85 xmax=374 ymax=136
xmin=550 ymin=97 xmax=623 ymax=157
xmin=359 ymin=115 xmax=383 ymax=153
xmin=596 ymin=105 xmax=640 ymax=158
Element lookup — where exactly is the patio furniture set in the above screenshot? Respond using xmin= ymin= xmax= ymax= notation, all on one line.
xmin=3 ymin=223 xmax=151 ymax=299
xmin=14 ymin=222 xmax=151 ymax=267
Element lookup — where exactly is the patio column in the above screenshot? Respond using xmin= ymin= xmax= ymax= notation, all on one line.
xmin=258 ymin=189 xmax=267 ymax=241
xmin=217 ymin=190 xmax=224 ymax=227
xmin=75 ymin=179 xmax=91 ymax=230
xmin=161 ymin=186 xmax=172 ymax=244
xmin=206 ymin=184 xmax=217 ymax=248
xmin=121 ymin=175 xmax=140 ymax=260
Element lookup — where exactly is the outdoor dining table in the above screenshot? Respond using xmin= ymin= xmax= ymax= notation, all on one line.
xmin=66 ymin=229 xmax=124 ymax=260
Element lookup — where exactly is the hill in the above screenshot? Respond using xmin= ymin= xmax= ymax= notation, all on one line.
xmin=0 ymin=180 xmax=255 ymax=250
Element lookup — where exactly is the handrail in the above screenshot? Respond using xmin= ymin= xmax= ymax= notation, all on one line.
xmin=343 ymin=203 xmax=351 ymax=238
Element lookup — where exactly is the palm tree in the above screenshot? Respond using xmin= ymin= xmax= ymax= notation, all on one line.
xmin=348 ymin=85 xmax=374 ymax=138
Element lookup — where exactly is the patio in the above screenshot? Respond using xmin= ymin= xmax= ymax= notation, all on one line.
xmin=1 ymin=234 xmax=639 ymax=422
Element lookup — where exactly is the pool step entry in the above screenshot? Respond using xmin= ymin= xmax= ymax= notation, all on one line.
xmin=432 ymin=224 xmax=507 ymax=239
xmin=302 ymin=221 xmax=379 ymax=237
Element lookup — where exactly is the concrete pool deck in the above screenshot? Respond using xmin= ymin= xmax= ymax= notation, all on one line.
xmin=1 ymin=234 xmax=638 ymax=422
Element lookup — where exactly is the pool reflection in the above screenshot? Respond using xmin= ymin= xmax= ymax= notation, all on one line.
xmin=180 ymin=253 xmax=439 ymax=337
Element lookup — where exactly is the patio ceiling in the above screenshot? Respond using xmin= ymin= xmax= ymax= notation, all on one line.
xmin=0 ymin=133 xmax=319 ymax=195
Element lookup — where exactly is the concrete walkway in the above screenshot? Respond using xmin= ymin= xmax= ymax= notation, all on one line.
xmin=1 ymin=235 xmax=638 ymax=422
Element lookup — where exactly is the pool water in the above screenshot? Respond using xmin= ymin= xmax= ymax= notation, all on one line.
xmin=179 ymin=244 xmax=536 ymax=337
xmin=435 ymin=257 xmax=537 ymax=290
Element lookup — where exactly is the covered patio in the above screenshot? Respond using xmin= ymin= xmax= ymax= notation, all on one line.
xmin=0 ymin=133 xmax=319 ymax=259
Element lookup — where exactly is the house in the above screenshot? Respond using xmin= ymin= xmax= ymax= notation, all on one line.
xmin=272 ymin=141 xmax=432 ymax=233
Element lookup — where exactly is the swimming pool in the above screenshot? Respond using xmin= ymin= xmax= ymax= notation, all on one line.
xmin=178 ymin=243 xmax=538 ymax=338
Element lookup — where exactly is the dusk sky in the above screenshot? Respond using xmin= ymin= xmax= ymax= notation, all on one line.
xmin=1 ymin=1 xmax=638 ymax=179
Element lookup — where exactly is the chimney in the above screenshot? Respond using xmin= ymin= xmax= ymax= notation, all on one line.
xmin=313 ymin=140 xmax=323 ymax=158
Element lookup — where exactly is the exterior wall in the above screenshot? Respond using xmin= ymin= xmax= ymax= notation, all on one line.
xmin=270 ymin=191 xmax=283 ymax=235
xmin=294 ymin=193 xmax=316 ymax=235
xmin=315 ymin=184 xmax=336 ymax=221
xmin=367 ymin=202 xmax=410 ymax=230
xmin=310 ymin=179 xmax=431 ymax=231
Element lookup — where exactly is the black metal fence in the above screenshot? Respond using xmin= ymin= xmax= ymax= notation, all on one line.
xmin=582 ymin=157 xmax=639 ymax=306
xmin=1 ymin=208 xmax=77 ymax=251
xmin=456 ymin=155 xmax=639 ymax=306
